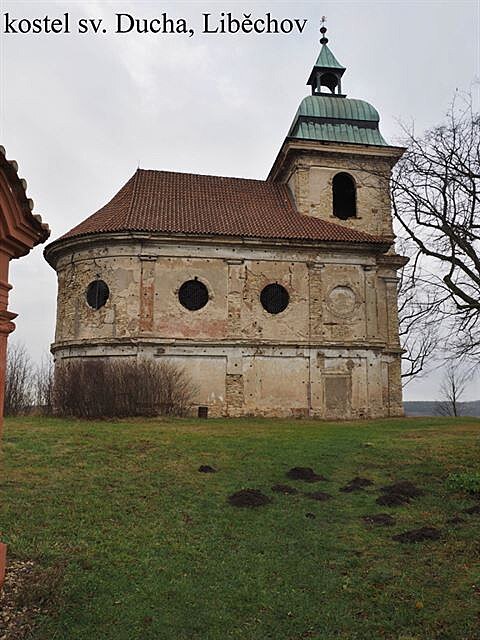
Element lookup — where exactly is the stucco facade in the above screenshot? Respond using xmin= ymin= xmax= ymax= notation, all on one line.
xmin=44 ymin=34 xmax=407 ymax=419
xmin=46 ymin=225 xmax=405 ymax=418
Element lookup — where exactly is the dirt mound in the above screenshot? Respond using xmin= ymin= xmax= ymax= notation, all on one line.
xmin=376 ymin=493 xmax=410 ymax=507
xmin=198 ymin=465 xmax=217 ymax=473
xmin=286 ymin=467 xmax=327 ymax=482
xmin=463 ymin=504 xmax=480 ymax=515
xmin=380 ymin=481 xmax=424 ymax=498
xmin=271 ymin=484 xmax=298 ymax=494
xmin=362 ymin=513 xmax=395 ymax=526
xmin=392 ymin=526 xmax=441 ymax=543
xmin=227 ymin=489 xmax=272 ymax=507
xmin=376 ymin=480 xmax=423 ymax=507
xmin=340 ymin=477 xmax=374 ymax=492
xmin=305 ymin=491 xmax=332 ymax=501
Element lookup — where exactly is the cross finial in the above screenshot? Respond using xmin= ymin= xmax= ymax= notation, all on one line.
xmin=320 ymin=16 xmax=328 ymax=45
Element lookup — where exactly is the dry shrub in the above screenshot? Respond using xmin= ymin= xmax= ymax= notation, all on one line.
xmin=53 ymin=358 xmax=196 ymax=418
xmin=34 ymin=354 xmax=55 ymax=416
xmin=4 ymin=342 xmax=33 ymax=416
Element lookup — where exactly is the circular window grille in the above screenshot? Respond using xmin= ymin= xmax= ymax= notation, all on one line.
xmin=260 ymin=283 xmax=289 ymax=315
xmin=86 ymin=280 xmax=109 ymax=310
xmin=178 ymin=279 xmax=209 ymax=311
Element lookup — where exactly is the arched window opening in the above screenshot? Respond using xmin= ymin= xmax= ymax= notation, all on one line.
xmin=332 ymin=173 xmax=357 ymax=220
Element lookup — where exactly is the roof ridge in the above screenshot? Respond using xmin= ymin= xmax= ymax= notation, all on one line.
xmin=137 ymin=168 xmax=268 ymax=185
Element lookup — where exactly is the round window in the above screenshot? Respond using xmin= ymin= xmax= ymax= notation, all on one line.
xmin=260 ymin=283 xmax=289 ymax=315
xmin=86 ymin=280 xmax=109 ymax=310
xmin=178 ymin=279 xmax=209 ymax=311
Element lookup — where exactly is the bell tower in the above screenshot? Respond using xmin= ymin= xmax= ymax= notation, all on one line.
xmin=268 ymin=21 xmax=404 ymax=240
xmin=307 ymin=18 xmax=346 ymax=96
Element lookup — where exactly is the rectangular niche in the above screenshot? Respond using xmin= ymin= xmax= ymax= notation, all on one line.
xmin=324 ymin=374 xmax=352 ymax=419
xmin=243 ymin=356 xmax=309 ymax=410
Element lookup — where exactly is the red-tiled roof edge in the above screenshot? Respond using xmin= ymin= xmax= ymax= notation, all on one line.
xmin=0 ymin=146 xmax=50 ymax=242
xmin=47 ymin=168 xmax=390 ymax=248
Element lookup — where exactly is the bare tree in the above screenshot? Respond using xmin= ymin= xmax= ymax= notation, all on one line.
xmin=4 ymin=342 xmax=33 ymax=416
xmin=436 ymin=363 xmax=469 ymax=417
xmin=391 ymin=94 xmax=480 ymax=359
xmin=34 ymin=354 xmax=55 ymax=415
xmin=397 ymin=242 xmax=443 ymax=383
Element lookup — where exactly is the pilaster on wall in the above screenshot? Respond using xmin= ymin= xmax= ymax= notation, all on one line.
xmin=226 ymin=259 xmax=245 ymax=337
xmin=139 ymin=255 xmax=157 ymax=333
xmin=387 ymin=356 xmax=404 ymax=416
xmin=383 ymin=275 xmax=401 ymax=348
xmin=225 ymin=260 xmax=246 ymax=415
xmin=287 ymin=164 xmax=310 ymax=216
xmin=308 ymin=263 xmax=324 ymax=340
xmin=364 ymin=266 xmax=378 ymax=340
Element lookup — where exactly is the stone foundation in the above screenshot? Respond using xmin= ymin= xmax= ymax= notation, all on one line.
xmin=52 ymin=338 xmax=403 ymax=419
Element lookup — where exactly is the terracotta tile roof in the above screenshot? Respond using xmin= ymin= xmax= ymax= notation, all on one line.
xmin=57 ymin=169 xmax=385 ymax=245
xmin=0 ymin=146 xmax=50 ymax=243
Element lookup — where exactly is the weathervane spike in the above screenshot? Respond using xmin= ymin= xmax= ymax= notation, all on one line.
xmin=320 ymin=16 xmax=328 ymax=45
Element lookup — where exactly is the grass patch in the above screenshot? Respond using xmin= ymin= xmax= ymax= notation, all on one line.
xmin=1 ymin=416 xmax=479 ymax=639
xmin=446 ymin=471 xmax=480 ymax=494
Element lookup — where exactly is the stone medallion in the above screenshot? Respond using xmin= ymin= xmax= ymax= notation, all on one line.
xmin=326 ymin=285 xmax=358 ymax=317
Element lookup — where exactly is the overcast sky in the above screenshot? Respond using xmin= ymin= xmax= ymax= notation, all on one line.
xmin=1 ymin=0 xmax=479 ymax=401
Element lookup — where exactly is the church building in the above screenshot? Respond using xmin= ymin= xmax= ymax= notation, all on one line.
xmin=44 ymin=28 xmax=407 ymax=418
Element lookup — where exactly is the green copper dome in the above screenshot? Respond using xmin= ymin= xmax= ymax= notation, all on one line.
xmin=296 ymin=29 xmax=390 ymax=147
xmin=296 ymin=96 xmax=380 ymax=122
xmin=288 ymin=95 xmax=388 ymax=147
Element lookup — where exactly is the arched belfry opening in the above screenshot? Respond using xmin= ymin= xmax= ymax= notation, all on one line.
xmin=332 ymin=172 xmax=356 ymax=220
xmin=319 ymin=72 xmax=339 ymax=94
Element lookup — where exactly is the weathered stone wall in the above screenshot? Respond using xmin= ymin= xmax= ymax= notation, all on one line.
xmin=54 ymin=249 xmax=141 ymax=343
xmin=51 ymin=235 xmax=404 ymax=418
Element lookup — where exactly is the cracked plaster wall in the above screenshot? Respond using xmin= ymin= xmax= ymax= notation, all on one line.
xmin=52 ymin=238 xmax=403 ymax=419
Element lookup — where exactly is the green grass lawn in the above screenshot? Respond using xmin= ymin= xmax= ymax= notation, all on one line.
xmin=1 ymin=416 xmax=479 ymax=640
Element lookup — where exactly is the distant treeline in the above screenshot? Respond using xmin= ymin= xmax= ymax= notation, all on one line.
xmin=404 ymin=401 xmax=480 ymax=418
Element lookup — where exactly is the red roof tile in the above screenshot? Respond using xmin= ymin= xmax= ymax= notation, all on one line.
xmin=0 ymin=146 xmax=50 ymax=243
xmin=57 ymin=169 xmax=385 ymax=245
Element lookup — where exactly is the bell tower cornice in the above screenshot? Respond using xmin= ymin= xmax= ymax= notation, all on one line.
xmin=268 ymin=138 xmax=405 ymax=184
